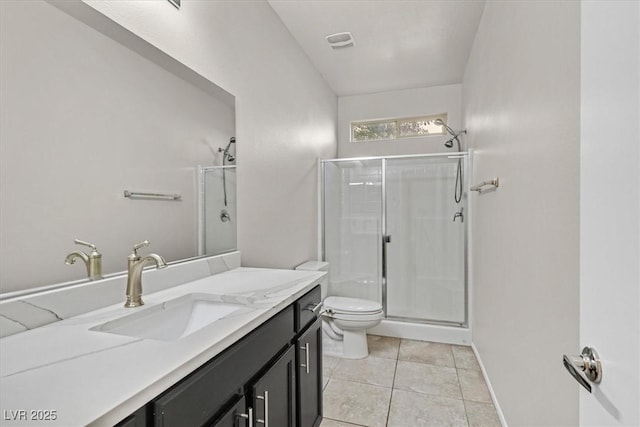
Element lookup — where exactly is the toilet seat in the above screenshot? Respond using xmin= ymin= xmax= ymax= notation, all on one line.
xmin=328 ymin=311 xmax=384 ymax=322
xmin=323 ymin=296 xmax=383 ymax=315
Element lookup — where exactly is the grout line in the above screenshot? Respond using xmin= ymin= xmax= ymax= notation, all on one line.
xmin=323 ymin=417 xmax=367 ymax=426
xmin=385 ymin=344 xmax=400 ymax=426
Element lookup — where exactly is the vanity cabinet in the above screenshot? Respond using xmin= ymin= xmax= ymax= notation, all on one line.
xmin=251 ymin=345 xmax=297 ymax=427
xmin=209 ymin=396 xmax=248 ymax=427
xmin=296 ymin=318 xmax=323 ymax=427
xmin=114 ymin=284 xmax=323 ymax=427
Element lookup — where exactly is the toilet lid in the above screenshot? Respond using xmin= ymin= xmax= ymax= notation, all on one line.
xmin=324 ymin=296 xmax=382 ymax=314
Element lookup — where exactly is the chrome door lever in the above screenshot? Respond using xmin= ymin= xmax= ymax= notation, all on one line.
xmin=562 ymin=346 xmax=602 ymax=393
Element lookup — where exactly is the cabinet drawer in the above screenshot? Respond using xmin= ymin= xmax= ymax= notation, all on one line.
xmin=153 ymin=305 xmax=295 ymax=427
xmin=295 ymin=285 xmax=322 ymax=333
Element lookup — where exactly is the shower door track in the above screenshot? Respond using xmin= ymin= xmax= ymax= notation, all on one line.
xmin=386 ymin=315 xmax=466 ymax=328
xmin=320 ymin=151 xmax=470 ymax=329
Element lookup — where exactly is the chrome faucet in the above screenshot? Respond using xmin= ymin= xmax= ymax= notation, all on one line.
xmin=65 ymin=239 xmax=103 ymax=280
xmin=124 ymin=240 xmax=167 ymax=308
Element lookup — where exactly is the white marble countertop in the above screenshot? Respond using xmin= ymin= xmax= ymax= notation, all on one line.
xmin=0 ymin=267 xmax=325 ymax=426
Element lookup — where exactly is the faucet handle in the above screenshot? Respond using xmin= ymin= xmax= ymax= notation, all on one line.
xmin=74 ymin=239 xmax=97 ymax=251
xmin=131 ymin=240 xmax=150 ymax=256
xmin=74 ymin=239 xmax=101 ymax=257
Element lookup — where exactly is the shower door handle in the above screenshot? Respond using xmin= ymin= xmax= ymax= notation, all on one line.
xmin=382 ymin=235 xmax=391 ymax=283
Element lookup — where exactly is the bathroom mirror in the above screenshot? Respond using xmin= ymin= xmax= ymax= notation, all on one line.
xmin=0 ymin=1 xmax=237 ymax=294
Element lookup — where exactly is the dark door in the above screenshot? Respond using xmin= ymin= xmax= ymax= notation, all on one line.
xmin=297 ymin=318 xmax=323 ymax=427
xmin=252 ymin=346 xmax=296 ymax=427
xmin=210 ymin=395 xmax=251 ymax=427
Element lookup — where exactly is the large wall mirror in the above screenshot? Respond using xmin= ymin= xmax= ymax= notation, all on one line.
xmin=0 ymin=1 xmax=237 ymax=294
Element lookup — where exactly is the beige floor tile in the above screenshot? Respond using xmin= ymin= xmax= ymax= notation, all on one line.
xmin=452 ymin=345 xmax=481 ymax=371
xmin=367 ymin=335 xmax=400 ymax=359
xmin=387 ymin=389 xmax=468 ymax=427
xmin=332 ymin=356 xmax=397 ymax=387
xmin=398 ymin=339 xmax=455 ymax=367
xmin=324 ymin=354 xmax=341 ymax=378
xmin=464 ymin=401 xmax=501 ymax=427
xmin=458 ymin=368 xmax=492 ymax=403
xmin=323 ymin=379 xmax=392 ymax=427
xmin=394 ymin=360 xmax=462 ymax=400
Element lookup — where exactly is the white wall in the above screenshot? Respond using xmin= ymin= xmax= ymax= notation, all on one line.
xmin=337 ymin=84 xmax=461 ymax=158
xmin=55 ymin=1 xmax=337 ymax=272
xmin=463 ymin=1 xmax=580 ymax=425
xmin=580 ymin=1 xmax=640 ymax=424
xmin=0 ymin=1 xmax=234 ymax=292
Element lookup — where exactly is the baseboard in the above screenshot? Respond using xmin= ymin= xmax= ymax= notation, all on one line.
xmin=471 ymin=343 xmax=508 ymax=427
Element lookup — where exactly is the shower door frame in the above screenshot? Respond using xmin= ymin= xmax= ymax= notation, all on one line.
xmin=320 ymin=152 xmax=471 ymax=328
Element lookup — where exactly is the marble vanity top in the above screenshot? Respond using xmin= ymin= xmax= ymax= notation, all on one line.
xmin=0 ymin=266 xmax=325 ymax=426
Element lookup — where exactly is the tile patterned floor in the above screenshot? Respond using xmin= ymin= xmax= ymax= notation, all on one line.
xmin=321 ymin=336 xmax=501 ymax=427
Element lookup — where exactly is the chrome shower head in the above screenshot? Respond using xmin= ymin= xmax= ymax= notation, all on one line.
xmin=218 ymin=137 xmax=236 ymax=164
xmin=444 ymin=138 xmax=455 ymax=148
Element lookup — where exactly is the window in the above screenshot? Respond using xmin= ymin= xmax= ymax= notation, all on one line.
xmin=351 ymin=113 xmax=447 ymax=142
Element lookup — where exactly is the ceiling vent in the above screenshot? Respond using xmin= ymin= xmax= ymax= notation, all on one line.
xmin=326 ymin=32 xmax=355 ymax=49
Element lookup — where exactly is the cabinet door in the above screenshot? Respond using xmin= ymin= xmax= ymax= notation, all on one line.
xmin=297 ymin=318 xmax=323 ymax=427
xmin=210 ymin=396 xmax=251 ymax=427
xmin=252 ymin=346 xmax=296 ymax=427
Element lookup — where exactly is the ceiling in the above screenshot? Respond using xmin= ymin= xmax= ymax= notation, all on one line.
xmin=268 ymin=0 xmax=486 ymax=96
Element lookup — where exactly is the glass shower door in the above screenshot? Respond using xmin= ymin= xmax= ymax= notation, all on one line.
xmin=323 ymin=159 xmax=383 ymax=304
xmin=385 ymin=157 xmax=467 ymax=325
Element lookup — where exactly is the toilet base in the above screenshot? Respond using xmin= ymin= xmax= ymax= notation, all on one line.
xmin=322 ymin=329 xmax=370 ymax=359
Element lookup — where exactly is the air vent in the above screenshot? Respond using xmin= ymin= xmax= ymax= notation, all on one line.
xmin=326 ymin=32 xmax=355 ymax=49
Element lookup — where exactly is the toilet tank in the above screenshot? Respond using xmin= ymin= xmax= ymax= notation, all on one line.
xmin=295 ymin=261 xmax=329 ymax=300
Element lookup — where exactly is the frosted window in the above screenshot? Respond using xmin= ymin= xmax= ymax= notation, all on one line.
xmin=351 ymin=113 xmax=447 ymax=142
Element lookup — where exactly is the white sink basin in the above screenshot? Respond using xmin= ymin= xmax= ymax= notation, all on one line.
xmin=90 ymin=293 xmax=250 ymax=341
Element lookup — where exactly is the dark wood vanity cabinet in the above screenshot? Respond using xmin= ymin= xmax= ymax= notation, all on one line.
xmin=115 ymin=285 xmax=323 ymax=427
xmin=250 ymin=345 xmax=297 ymax=427
xmin=296 ymin=318 xmax=323 ymax=427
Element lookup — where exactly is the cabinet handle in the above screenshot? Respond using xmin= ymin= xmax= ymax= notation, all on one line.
xmin=300 ymin=342 xmax=310 ymax=374
xmin=304 ymin=302 xmax=322 ymax=314
xmin=236 ymin=407 xmax=252 ymax=426
xmin=256 ymin=390 xmax=269 ymax=427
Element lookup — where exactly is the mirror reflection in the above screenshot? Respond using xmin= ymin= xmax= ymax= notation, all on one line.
xmin=0 ymin=1 xmax=236 ymax=294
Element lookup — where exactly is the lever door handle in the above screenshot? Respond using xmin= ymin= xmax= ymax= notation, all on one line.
xmin=562 ymin=346 xmax=602 ymax=393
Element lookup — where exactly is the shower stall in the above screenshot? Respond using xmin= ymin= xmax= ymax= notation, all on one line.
xmin=198 ymin=165 xmax=237 ymax=256
xmin=321 ymin=152 xmax=470 ymax=343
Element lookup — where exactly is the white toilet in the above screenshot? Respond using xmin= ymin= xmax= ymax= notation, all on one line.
xmin=295 ymin=261 xmax=383 ymax=359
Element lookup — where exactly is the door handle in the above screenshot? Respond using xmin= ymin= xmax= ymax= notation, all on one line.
xmin=300 ymin=342 xmax=310 ymax=374
xmin=256 ymin=390 xmax=269 ymax=426
xmin=562 ymin=346 xmax=602 ymax=393
xmin=236 ymin=407 xmax=253 ymax=426
xmin=382 ymin=235 xmax=391 ymax=283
